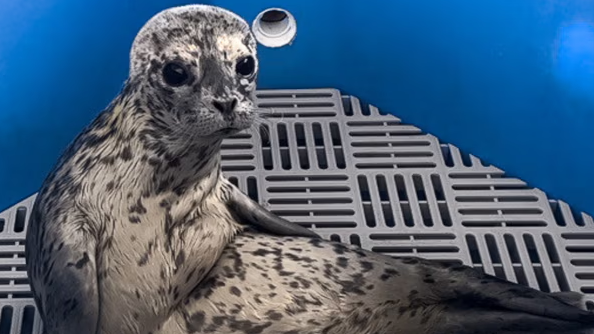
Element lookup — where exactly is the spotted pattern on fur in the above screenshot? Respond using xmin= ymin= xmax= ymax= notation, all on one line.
xmin=25 ymin=5 xmax=264 ymax=334
xmin=24 ymin=4 xmax=594 ymax=334
xmin=160 ymin=233 xmax=594 ymax=334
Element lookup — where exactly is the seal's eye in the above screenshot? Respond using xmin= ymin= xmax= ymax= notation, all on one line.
xmin=162 ymin=62 xmax=190 ymax=87
xmin=235 ymin=56 xmax=256 ymax=77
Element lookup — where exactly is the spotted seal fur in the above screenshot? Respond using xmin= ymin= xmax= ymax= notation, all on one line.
xmin=25 ymin=4 xmax=594 ymax=334
xmin=25 ymin=5 xmax=318 ymax=334
xmin=164 ymin=233 xmax=594 ymax=334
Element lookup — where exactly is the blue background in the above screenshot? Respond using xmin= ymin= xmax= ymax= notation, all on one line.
xmin=0 ymin=0 xmax=593 ymax=213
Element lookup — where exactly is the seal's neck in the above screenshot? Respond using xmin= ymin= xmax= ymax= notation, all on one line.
xmin=76 ymin=89 xmax=226 ymax=200
xmin=40 ymin=87 xmax=241 ymax=334
xmin=143 ymin=141 xmax=224 ymax=198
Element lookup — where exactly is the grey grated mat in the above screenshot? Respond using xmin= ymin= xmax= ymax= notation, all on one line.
xmin=0 ymin=88 xmax=593 ymax=333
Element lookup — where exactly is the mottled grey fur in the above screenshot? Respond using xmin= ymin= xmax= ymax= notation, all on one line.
xmin=161 ymin=233 xmax=594 ymax=334
xmin=25 ymin=5 xmax=316 ymax=334
xmin=24 ymin=4 xmax=594 ymax=334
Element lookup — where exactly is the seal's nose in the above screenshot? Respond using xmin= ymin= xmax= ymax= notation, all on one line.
xmin=212 ymin=98 xmax=237 ymax=115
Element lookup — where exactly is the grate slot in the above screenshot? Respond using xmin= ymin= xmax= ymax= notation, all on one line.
xmin=522 ymin=234 xmax=551 ymax=292
xmin=0 ymin=306 xmax=12 ymax=334
xmin=349 ymin=234 xmax=361 ymax=247
xmin=330 ymin=123 xmax=346 ymax=169
xmin=247 ymin=177 xmax=259 ymax=202
xmin=376 ymin=175 xmax=395 ymax=228
xmin=550 ymin=200 xmax=567 ymax=227
xmin=20 ymin=306 xmax=35 ymax=334
xmin=277 ymin=123 xmax=291 ymax=170
xmin=455 ymin=195 xmax=539 ymax=203
xmin=312 ymin=123 xmax=328 ymax=169
xmin=342 ymin=96 xmax=354 ymax=116
xmin=295 ymin=123 xmax=310 ymax=169
xmin=14 ymin=208 xmax=27 ymax=234
xmin=466 ymin=234 xmax=482 ymax=265
xmin=485 ymin=234 xmax=506 ymax=279
xmin=357 ymin=176 xmax=375 ymax=228
xmin=260 ymin=124 xmax=273 ymax=170
xmin=503 ymin=234 xmax=528 ymax=285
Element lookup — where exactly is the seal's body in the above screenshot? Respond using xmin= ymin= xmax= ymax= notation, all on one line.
xmin=25 ymin=5 xmax=317 ymax=334
xmin=24 ymin=4 xmax=594 ymax=334
xmin=168 ymin=233 xmax=594 ymax=334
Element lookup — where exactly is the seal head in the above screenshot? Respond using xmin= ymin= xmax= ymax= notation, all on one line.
xmin=128 ymin=4 xmax=319 ymax=238
xmin=129 ymin=4 xmax=259 ymax=141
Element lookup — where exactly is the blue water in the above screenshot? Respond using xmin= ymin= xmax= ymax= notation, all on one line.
xmin=0 ymin=0 xmax=593 ymax=214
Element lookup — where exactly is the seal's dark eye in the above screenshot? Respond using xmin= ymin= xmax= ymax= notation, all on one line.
xmin=235 ymin=56 xmax=256 ymax=77
xmin=162 ymin=62 xmax=190 ymax=87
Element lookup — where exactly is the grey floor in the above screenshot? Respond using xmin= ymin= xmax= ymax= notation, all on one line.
xmin=0 ymin=88 xmax=592 ymax=333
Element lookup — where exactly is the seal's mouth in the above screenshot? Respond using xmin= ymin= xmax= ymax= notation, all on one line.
xmin=216 ymin=127 xmax=241 ymax=135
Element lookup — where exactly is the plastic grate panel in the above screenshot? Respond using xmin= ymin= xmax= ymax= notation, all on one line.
xmin=0 ymin=88 xmax=593 ymax=333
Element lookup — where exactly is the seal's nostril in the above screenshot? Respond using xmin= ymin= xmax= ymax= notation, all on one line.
xmin=213 ymin=101 xmax=225 ymax=113
xmin=213 ymin=99 xmax=237 ymax=114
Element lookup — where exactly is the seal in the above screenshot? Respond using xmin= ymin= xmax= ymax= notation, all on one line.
xmin=166 ymin=233 xmax=594 ymax=334
xmin=24 ymin=4 xmax=594 ymax=334
xmin=24 ymin=5 xmax=318 ymax=334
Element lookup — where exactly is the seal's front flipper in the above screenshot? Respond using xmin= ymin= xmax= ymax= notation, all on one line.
xmin=222 ymin=180 xmax=321 ymax=239
xmin=25 ymin=214 xmax=100 ymax=334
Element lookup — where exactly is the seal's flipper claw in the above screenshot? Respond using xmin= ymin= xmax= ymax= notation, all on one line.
xmin=223 ymin=180 xmax=321 ymax=238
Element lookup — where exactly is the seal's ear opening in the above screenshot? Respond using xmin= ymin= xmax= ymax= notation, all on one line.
xmin=225 ymin=183 xmax=321 ymax=239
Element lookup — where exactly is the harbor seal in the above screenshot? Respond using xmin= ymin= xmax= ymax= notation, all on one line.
xmin=24 ymin=3 xmax=594 ymax=334
xmin=25 ymin=4 xmax=318 ymax=334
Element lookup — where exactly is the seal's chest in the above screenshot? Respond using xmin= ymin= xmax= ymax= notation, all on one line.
xmin=98 ymin=206 xmax=240 ymax=325
xmin=99 ymin=183 xmax=240 ymax=303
